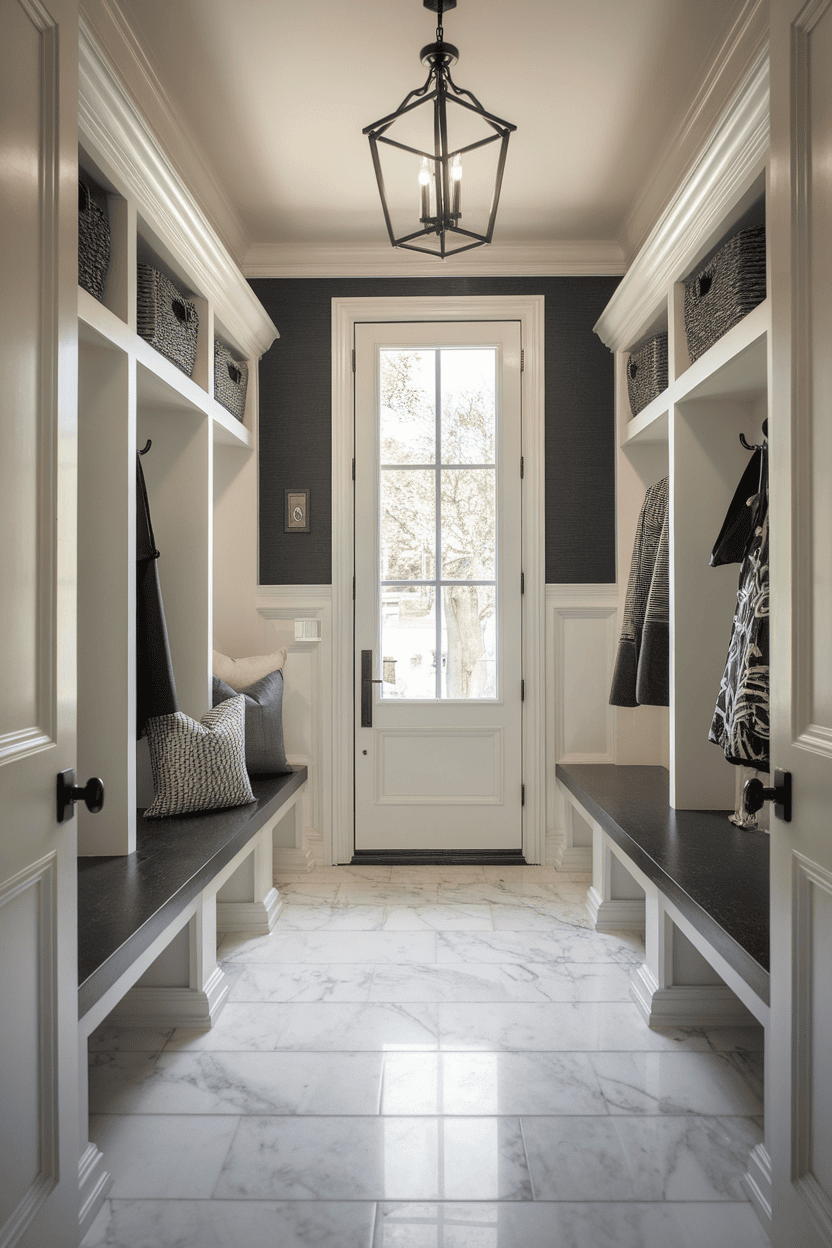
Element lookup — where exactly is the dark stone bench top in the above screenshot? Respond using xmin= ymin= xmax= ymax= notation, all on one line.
xmin=556 ymin=763 xmax=769 ymax=1007
xmin=78 ymin=767 xmax=307 ymax=1019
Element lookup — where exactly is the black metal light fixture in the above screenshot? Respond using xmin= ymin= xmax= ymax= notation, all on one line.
xmin=363 ymin=0 xmax=516 ymax=259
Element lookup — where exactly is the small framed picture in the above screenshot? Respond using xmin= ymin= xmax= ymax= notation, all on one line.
xmin=284 ymin=489 xmax=310 ymax=533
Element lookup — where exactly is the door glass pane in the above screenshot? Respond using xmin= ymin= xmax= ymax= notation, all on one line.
xmin=441 ymin=349 xmax=496 ymax=465
xmin=380 ymin=469 xmax=436 ymax=580
xmin=441 ymin=469 xmax=496 ymax=579
xmin=380 ymin=348 xmax=436 ymax=464
xmin=442 ymin=584 xmax=497 ymax=699
xmin=381 ymin=586 xmax=437 ymax=699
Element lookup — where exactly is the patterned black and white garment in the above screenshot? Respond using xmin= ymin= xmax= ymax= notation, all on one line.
xmin=708 ymin=447 xmax=769 ymax=771
xmin=609 ymin=476 xmax=669 ymax=707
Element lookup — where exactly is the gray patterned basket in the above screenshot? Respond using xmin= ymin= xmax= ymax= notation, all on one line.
xmin=78 ymin=170 xmax=110 ymax=302
xmin=626 ymin=333 xmax=668 ymax=417
xmin=213 ymin=340 xmax=248 ymax=422
xmin=684 ymin=226 xmax=766 ymax=363
xmin=137 ymin=264 xmax=199 ymax=377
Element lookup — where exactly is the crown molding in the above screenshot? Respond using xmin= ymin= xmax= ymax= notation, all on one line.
xmin=595 ymin=45 xmax=769 ymax=353
xmin=79 ymin=0 xmax=250 ymax=266
xmin=619 ymin=0 xmax=769 ymax=263
xmin=243 ymin=240 xmax=626 ymax=280
xmin=78 ymin=15 xmax=278 ymax=359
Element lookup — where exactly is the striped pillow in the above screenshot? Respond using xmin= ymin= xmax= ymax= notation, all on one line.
xmin=144 ymin=695 xmax=255 ymax=819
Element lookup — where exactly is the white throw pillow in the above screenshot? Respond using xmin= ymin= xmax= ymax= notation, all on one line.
xmin=212 ymin=647 xmax=287 ymax=692
xmin=144 ymin=695 xmax=255 ymax=818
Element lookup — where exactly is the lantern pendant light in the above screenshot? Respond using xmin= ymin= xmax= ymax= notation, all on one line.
xmin=363 ymin=0 xmax=516 ymax=259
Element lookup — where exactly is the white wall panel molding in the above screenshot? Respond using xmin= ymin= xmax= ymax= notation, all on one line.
xmin=620 ymin=0 xmax=769 ymax=262
xmin=596 ymin=45 xmax=770 ymax=352
xmin=77 ymin=1141 xmax=111 ymax=1240
xmin=256 ymin=588 xmax=332 ymax=864
xmin=0 ymin=854 xmax=58 ymax=1247
xmin=78 ymin=17 xmax=277 ymax=360
xmin=244 ymin=240 xmax=626 ymax=280
xmin=332 ymin=296 xmax=545 ymax=865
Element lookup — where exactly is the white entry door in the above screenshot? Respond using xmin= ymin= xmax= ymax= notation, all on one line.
xmin=768 ymin=3 xmax=832 ymax=1244
xmin=354 ymin=321 xmax=522 ymax=853
xmin=0 ymin=1 xmax=80 ymax=1246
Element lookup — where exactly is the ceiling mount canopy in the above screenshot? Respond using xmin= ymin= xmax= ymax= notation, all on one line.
xmin=363 ymin=0 xmax=516 ymax=259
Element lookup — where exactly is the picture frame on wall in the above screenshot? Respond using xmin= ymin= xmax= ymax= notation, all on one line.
xmin=284 ymin=488 xmax=310 ymax=533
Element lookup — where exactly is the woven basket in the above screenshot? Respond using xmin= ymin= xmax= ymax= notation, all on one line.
xmin=137 ymin=264 xmax=199 ymax=377
xmin=78 ymin=170 xmax=110 ymax=302
xmin=627 ymin=333 xmax=668 ymax=417
xmin=684 ymin=226 xmax=766 ymax=363
xmin=213 ymin=340 xmax=248 ymax=421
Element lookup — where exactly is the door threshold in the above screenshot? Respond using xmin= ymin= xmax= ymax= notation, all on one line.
xmin=351 ymin=849 xmax=527 ymax=866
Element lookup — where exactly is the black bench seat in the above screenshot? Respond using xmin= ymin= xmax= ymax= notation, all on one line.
xmin=78 ymin=767 xmax=307 ymax=1019
xmin=556 ymin=763 xmax=769 ymax=1006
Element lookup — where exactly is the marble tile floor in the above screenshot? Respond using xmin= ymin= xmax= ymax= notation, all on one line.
xmin=82 ymin=864 xmax=770 ymax=1247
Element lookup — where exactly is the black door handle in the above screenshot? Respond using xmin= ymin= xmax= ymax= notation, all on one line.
xmin=742 ymin=769 xmax=792 ymax=823
xmin=361 ymin=650 xmax=383 ymax=727
xmin=57 ymin=770 xmax=105 ymax=823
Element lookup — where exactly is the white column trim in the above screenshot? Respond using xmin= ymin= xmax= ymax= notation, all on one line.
xmin=332 ymin=296 xmax=546 ymax=865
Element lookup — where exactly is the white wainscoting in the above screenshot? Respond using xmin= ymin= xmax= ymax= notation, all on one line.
xmin=546 ymin=585 xmax=619 ymax=870
xmin=255 ymin=586 xmax=332 ymax=867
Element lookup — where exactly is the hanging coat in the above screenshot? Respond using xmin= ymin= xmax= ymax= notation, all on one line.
xmin=609 ymin=476 xmax=669 ymax=708
xmin=136 ymin=453 xmax=179 ymax=737
xmin=708 ymin=447 xmax=769 ymax=769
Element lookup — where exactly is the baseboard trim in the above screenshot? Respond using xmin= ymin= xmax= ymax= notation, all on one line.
xmin=216 ymin=888 xmax=282 ymax=935
xmin=274 ymin=846 xmax=316 ymax=875
xmin=546 ymin=834 xmax=592 ymax=873
xmin=630 ymin=963 xmax=757 ymax=1028
xmin=106 ymin=966 xmax=229 ymax=1030
xmin=742 ymin=1142 xmax=772 ymax=1234
xmin=78 ymin=1141 xmax=111 ymax=1238
xmin=587 ymin=887 xmax=646 ymax=933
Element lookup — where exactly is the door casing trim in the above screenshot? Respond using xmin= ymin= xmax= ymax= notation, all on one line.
xmin=331 ymin=295 xmax=545 ymax=864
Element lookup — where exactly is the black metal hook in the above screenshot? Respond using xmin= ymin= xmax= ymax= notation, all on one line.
xmin=739 ymin=422 xmax=767 ymax=452
xmin=138 ymin=439 xmax=152 ymax=455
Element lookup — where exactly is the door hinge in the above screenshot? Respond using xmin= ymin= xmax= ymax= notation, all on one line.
xmin=521 ymin=783 xmax=525 ymax=807
xmin=352 ymin=458 xmax=355 ymax=481
xmin=351 ymin=348 xmax=356 ymax=372
xmin=520 ymin=348 xmax=524 ymax=372
xmin=520 ymin=456 xmax=524 ymax=479
xmin=521 ymin=679 xmax=525 ymax=702
xmin=521 ymin=571 xmax=525 ymax=595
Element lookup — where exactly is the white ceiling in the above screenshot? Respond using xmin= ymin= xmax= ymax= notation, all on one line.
xmin=109 ymin=0 xmax=752 ymax=268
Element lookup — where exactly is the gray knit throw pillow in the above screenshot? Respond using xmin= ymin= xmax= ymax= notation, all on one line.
xmin=144 ymin=695 xmax=255 ymax=818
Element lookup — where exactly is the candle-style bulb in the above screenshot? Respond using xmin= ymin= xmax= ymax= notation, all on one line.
xmin=450 ymin=155 xmax=462 ymax=219
xmin=419 ymin=158 xmax=432 ymax=223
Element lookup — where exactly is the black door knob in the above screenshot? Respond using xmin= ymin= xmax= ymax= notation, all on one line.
xmin=56 ymin=770 xmax=105 ymax=823
xmin=742 ymin=769 xmax=792 ymax=824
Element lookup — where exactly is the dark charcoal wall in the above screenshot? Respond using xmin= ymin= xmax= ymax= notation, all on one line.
xmin=252 ymin=276 xmax=619 ymax=586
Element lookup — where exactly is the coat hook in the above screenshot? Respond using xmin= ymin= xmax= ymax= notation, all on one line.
xmin=138 ymin=439 xmax=152 ymax=455
xmin=739 ymin=433 xmax=757 ymax=451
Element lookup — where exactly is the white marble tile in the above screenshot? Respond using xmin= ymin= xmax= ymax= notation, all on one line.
xmin=490 ymin=901 xmax=594 ymax=930
xmin=381 ymin=1051 xmax=607 ymax=1115
xmin=82 ymin=1199 xmax=375 ymax=1248
xmin=87 ymin=1114 xmax=239 ymax=1198
xmin=87 ymin=1026 xmax=174 ymax=1054
xmin=481 ymin=865 xmax=573 ymax=881
xmin=90 ymin=1049 xmax=383 ymax=1115
xmin=389 ymin=866 xmax=487 ymax=882
xmin=436 ymin=928 xmax=645 ymax=966
xmin=331 ymin=884 xmax=442 ymax=906
xmin=165 ymin=1001 xmax=440 ymax=1053
xmin=590 ymin=1051 xmax=764 ymax=1116
xmin=437 ymin=1001 xmax=712 ymax=1052
xmin=275 ymin=879 xmax=354 ymax=902
xmin=228 ymin=962 xmax=376 ymax=1003
xmin=435 ymin=881 xmax=574 ymax=906
xmin=701 ymin=1025 xmax=766 ymax=1053
xmin=220 ymin=929 xmax=437 ymax=965
xmin=368 ymin=960 xmax=632 ymax=1004
xmin=382 ymin=904 xmax=493 ymax=931
xmin=372 ymin=1202 xmax=772 ymax=1248
xmin=213 ymin=1115 xmax=532 ymax=1201
xmin=522 ymin=1114 xmax=762 ymax=1201
xmin=275 ymin=903 xmax=386 ymax=930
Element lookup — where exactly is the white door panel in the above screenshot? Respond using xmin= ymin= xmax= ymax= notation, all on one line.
xmin=0 ymin=1 xmax=79 ymax=1244
xmin=769 ymin=1 xmax=832 ymax=1243
xmin=354 ymin=322 xmax=522 ymax=853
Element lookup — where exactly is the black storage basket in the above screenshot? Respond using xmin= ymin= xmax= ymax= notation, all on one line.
xmin=136 ymin=264 xmax=199 ymax=377
xmin=78 ymin=170 xmax=111 ymax=303
xmin=627 ymin=333 xmax=668 ymax=417
xmin=684 ymin=226 xmax=766 ymax=363
xmin=213 ymin=340 xmax=248 ymax=422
